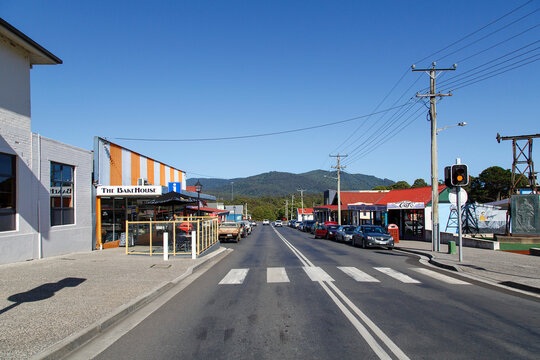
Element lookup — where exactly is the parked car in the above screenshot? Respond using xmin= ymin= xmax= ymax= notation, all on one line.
xmin=274 ymin=220 xmax=283 ymax=227
xmin=335 ymin=225 xmax=356 ymax=243
xmin=297 ymin=222 xmax=305 ymax=231
xmin=238 ymin=222 xmax=249 ymax=238
xmin=303 ymin=220 xmax=316 ymax=233
xmin=218 ymin=221 xmax=242 ymax=242
xmin=241 ymin=220 xmax=252 ymax=235
xmin=263 ymin=219 xmax=270 ymax=225
xmin=251 ymin=220 xmax=257 ymax=227
xmin=314 ymin=223 xmax=339 ymax=239
xmin=352 ymin=225 xmax=394 ymax=249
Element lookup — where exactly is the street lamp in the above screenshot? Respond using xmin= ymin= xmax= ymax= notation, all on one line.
xmin=195 ymin=180 xmax=202 ymax=217
xmin=437 ymin=122 xmax=467 ymax=135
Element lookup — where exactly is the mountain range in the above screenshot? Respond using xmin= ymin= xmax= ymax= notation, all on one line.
xmin=186 ymin=170 xmax=394 ymax=198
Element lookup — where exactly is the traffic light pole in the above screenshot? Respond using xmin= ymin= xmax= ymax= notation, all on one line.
xmin=413 ymin=62 xmax=455 ymax=252
xmin=456 ymin=158 xmax=464 ymax=262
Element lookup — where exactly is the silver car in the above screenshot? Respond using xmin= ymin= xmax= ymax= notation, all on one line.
xmin=335 ymin=225 xmax=356 ymax=243
xmin=352 ymin=225 xmax=394 ymax=250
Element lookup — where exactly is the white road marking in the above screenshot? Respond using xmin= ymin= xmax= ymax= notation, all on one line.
xmin=219 ymin=269 xmax=249 ymax=285
xmin=303 ymin=266 xmax=335 ymax=282
xmin=267 ymin=267 xmax=290 ymax=283
xmin=271 ymin=227 xmax=410 ymax=360
xmin=411 ymin=267 xmax=471 ymax=285
xmin=373 ymin=267 xmax=421 ymax=284
xmin=338 ymin=267 xmax=380 ymax=282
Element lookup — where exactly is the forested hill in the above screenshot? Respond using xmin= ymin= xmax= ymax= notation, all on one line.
xmin=186 ymin=170 xmax=394 ymax=198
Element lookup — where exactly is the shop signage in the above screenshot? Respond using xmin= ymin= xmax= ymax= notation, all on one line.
xmin=50 ymin=186 xmax=73 ymax=197
xmin=96 ymin=185 xmax=164 ymax=197
xmin=387 ymin=201 xmax=425 ymax=210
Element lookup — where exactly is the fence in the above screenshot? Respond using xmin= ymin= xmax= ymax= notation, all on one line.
xmin=125 ymin=217 xmax=219 ymax=257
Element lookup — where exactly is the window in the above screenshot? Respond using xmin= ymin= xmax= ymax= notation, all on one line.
xmin=0 ymin=153 xmax=16 ymax=231
xmin=50 ymin=162 xmax=74 ymax=226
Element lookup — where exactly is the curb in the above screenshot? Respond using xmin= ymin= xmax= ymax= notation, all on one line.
xmin=396 ymin=246 xmax=540 ymax=298
xmin=32 ymin=247 xmax=231 ymax=360
xmin=395 ymin=247 xmax=459 ymax=272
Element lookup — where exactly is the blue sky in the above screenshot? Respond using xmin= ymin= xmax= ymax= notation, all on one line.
xmin=3 ymin=1 xmax=539 ymax=185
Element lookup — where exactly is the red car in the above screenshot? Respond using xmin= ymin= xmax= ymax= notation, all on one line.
xmin=314 ymin=223 xmax=340 ymax=239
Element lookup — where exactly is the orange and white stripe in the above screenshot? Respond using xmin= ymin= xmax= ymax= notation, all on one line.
xmin=96 ymin=138 xmax=185 ymax=188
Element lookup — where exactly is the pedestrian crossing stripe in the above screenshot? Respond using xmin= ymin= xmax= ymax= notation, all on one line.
xmin=218 ymin=266 xmax=471 ymax=286
xmin=373 ymin=267 xmax=421 ymax=283
xmin=338 ymin=267 xmax=380 ymax=282
xmin=219 ymin=268 xmax=249 ymax=285
xmin=267 ymin=267 xmax=290 ymax=283
xmin=411 ymin=267 xmax=470 ymax=285
xmin=302 ymin=266 xmax=335 ymax=282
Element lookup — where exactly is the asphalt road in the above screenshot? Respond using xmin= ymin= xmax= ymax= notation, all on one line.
xmin=83 ymin=224 xmax=540 ymax=359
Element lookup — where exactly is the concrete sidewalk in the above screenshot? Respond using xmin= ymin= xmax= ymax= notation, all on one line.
xmin=0 ymin=247 xmax=228 ymax=360
xmin=396 ymin=240 xmax=540 ymax=295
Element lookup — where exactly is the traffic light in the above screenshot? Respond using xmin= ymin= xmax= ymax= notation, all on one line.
xmin=444 ymin=166 xmax=453 ymax=188
xmin=451 ymin=164 xmax=468 ymax=186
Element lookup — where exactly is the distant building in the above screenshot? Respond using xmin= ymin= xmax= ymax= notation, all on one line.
xmin=297 ymin=208 xmax=314 ymax=222
xmin=0 ymin=18 xmax=93 ymax=264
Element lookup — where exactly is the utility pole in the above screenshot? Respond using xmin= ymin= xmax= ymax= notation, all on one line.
xmin=285 ymin=200 xmax=289 ymax=221
xmin=291 ymin=194 xmax=295 ymax=220
xmin=330 ymin=153 xmax=348 ymax=225
xmin=231 ymin=182 xmax=234 ymax=201
xmin=245 ymin=202 xmax=248 ymax=219
xmin=413 ymin=62 xmax=456 ymax=252
xmin=297 ymin=189 xmax=306 ymax=221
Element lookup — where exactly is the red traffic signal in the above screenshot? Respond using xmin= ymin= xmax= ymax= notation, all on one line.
xmin=451 ymin=164 xmax=468 ymax=186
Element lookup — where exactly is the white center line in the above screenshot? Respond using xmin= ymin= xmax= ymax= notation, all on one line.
xmin=338 ymin=267 xmax=380 ymax=282
xmin=411 ymin=267 xmax=471 ymax=285
xmin=272 ymin=227 xmax=410 ymax=360
xmin=219 ymin=268 xmax=249 ymax=285
xmin=267 ymin=267 xmax=290 ymax=283
xmin=373 ymin=267 xmax=421 ymax=284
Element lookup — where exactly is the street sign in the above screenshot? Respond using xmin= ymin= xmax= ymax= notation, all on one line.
xmin=449 ymin=188 xmax=468 ymax=206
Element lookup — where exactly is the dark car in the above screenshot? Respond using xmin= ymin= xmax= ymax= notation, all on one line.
xmin=335 ymin=225 xmax=357 ymax=243
xmin=303 ymin=220 xmax=316 ymax=233
xmin=352 ymin=225 xmax=394 ymax=249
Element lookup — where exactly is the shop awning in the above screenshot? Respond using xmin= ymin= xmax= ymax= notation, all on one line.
xmin=186 ymin=206 xmax=229 ymax=215
xmin=145 ymin=191 xmax=199 ymax=206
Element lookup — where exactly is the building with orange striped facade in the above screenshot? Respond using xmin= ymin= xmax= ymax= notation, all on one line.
xmin=94 ymin=137 xmax=186 ymax=248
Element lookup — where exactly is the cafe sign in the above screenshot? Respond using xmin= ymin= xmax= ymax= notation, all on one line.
xmin=387 ymin=201 xmax=425 ymax=210
xmin=96 ymin=185 xmax=164 ymax=197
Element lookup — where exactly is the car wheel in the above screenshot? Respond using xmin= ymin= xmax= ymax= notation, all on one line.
xmin=387 ymin=246 xmax=394 ymax=250
xmin=352 ymin=238 xmax=356 ymax=247
xmin=235 ymin=235 xmax=240 ymax=243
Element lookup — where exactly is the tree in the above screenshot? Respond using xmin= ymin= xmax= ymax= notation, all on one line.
xmin=411 ymin=178 xmax=428 ymax=188
xmin=468 ymin=166 xmax=512 ymax=203
xmin=372 ymin=185 xmax=389 ymax=190
xmin=390 ymin=181 xmax=410 ymax=190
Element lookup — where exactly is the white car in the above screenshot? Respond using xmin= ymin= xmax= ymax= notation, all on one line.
xmin=263 ymin=219 xmax=270 ymax=225
xmin=274 ymin=220 xmax=283 ymax=227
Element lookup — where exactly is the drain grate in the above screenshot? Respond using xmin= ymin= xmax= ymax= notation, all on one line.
xmin=150 ymin=264 xmax=172 ymax=269
xmin=61 ymin=258 xmax=76 ymax=261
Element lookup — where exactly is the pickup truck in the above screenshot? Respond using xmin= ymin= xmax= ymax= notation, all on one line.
xmin=219 ymin=221 xmax=242 ymax=243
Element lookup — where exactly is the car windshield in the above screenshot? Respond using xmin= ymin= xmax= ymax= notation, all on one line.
xmin=221 ymin=222 xmax=238 ymax=227
xmin=327 ymin=225 xmax=339 ymax=230
xmin=343 ymin=226 xmax=356 ymax=233
xmin=363 ymin=226 xmax=386 ymax=234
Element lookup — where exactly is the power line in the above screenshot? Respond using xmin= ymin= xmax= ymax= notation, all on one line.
xmin=332 ymin=67 xmax=410 ymax=153
xmin=440 ymin=51 xmax=540 ymax=91
xmin=107 ymin=103 xmax=410 ymax=142
xmin=450 ymin=56 xmax=540 ymax=91
xmin=415 ymin=0 xmax=534 ymax=64
xmin=435 ymin=7 xmax=540 ymax=62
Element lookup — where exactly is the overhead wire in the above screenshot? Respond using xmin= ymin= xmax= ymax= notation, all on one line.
xmin=435 ymin=7 xmax=540 ymax=62
xmin=414 ymin=0 xmax=534 ymax=64
xmin=108 ymin=103 xmax=410 ymax=142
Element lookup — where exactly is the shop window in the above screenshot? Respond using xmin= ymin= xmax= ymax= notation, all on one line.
xmin=0 ymin=153 xmax=16 ymax=231
xmin=50 ymin=162 xmax=74 ymax=226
